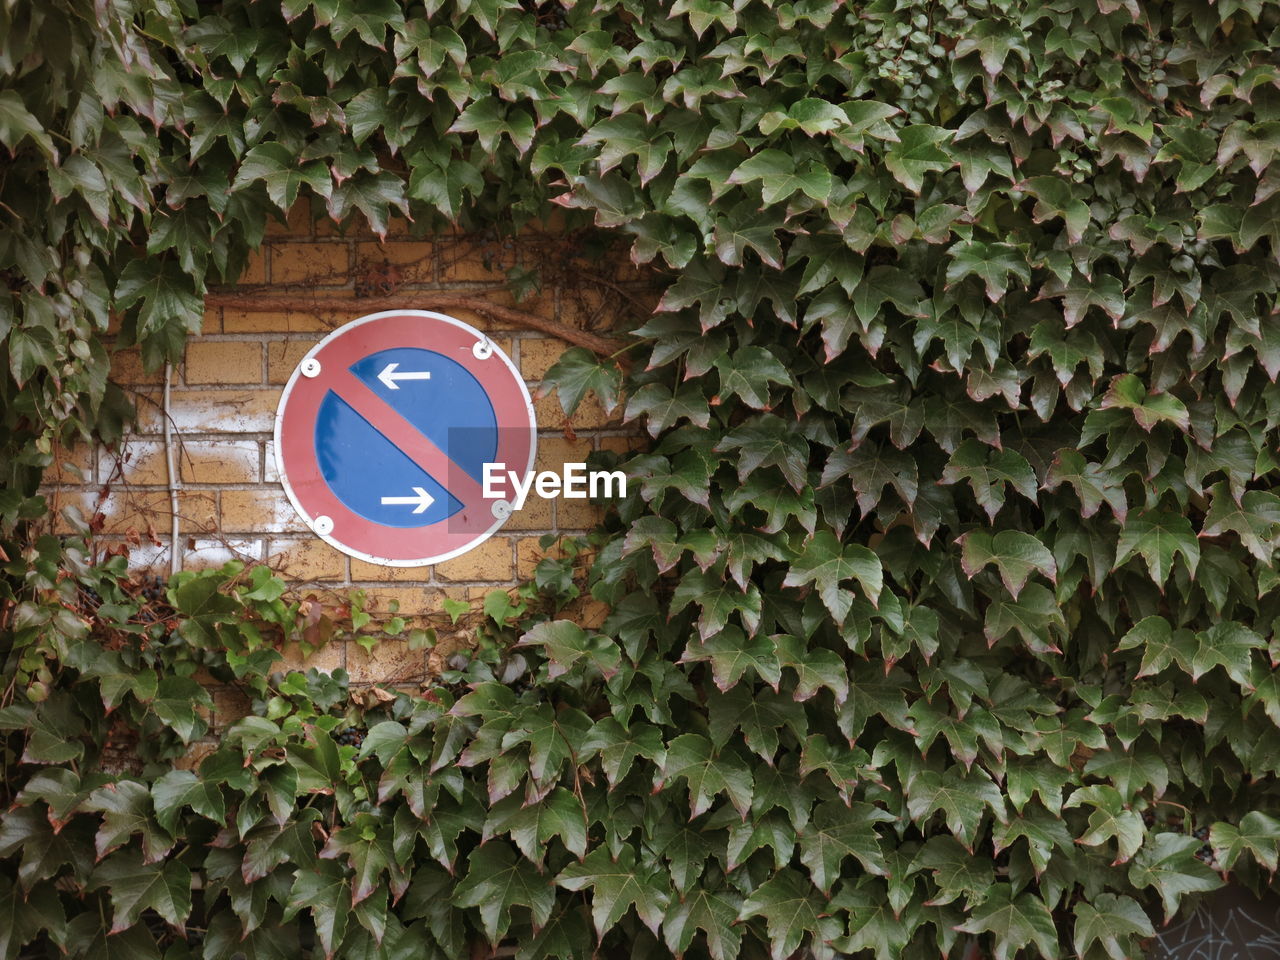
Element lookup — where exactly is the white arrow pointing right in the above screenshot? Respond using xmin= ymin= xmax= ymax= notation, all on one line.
xmin=380 ymin=486 xmax=436 ymax=514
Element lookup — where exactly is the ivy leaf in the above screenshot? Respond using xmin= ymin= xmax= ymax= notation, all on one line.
xmin=114 ymin=261 xmax=204 ymax=341
xmin=728 ymin=150 xmax=833 ymax=204
xmin=284 ymin=859 xmax=350 ymax=958
xmin=456 ymin=841 xmax=554 ymax=942
xmin=1072 ymin=894 xmax=1155 ymax=960
xmin=1209 ymin=811 xmax=1280 ymax=871
xmin=941 ymin=440 xmax=1038 ymax=521
xmin=656 ymin=734 xmax=753 ymax=819
xmin=713 ymin=346 xmax=791 ymax=410
xmin=905 ymin=766 xmax=1007 ymax=850
xmin=625 ymin=382 xmax=711 ymax=438
xmin=1116 ymin=616 xmax=1195 ymax=678
xmin=883 ymin=125 xmax=954 ymax=193
xmin=1190 ymin=621 xmax=1263 ymax=685
xmin=1066 ymin=785 xmax=1145 ymax=864
xmin=984 ymin=583 xmax=1066 ymax=654
xmin=581 ymin=718 xmax=664 ymax=788
xmin=150 ymin=676 xmax=212 ymax=743
xmin=781 ymin=530 xmax=882 ymax=623
xmin=1113 ymin=510 xmax=1200 ymax=586
xmin=1129 ymin=832 xmax=1223 ymax=920
xmin=797 ymin=800 xmax=891 ymax=893
xmin=81 ymin=781 xmax=173 ymax=862
xmin=915 ymin=835 xmax=996 ymax=907
xmin=540 ymin=347 xmax=622 ymax=416
xmin=556 ymin=844 xmax=671 ymax=938
xmin=1043 ymin=449 xmax=1128 ymax=522
xmin=0 ymin=876 xmax=64 ymax=958
xmin=287 ymin=729 xmax=343 ymax=795
xmin=960 ymin=529 xmax=1057 ymax=599
xmin=1201 ymin=481 xmax=1280 ymax=562
xmin=737 ymin=868 xmax=841 ymax=960
xmin=1100 ymin=374 xmax=1190 ymax=432
xmin=89 ymin=851 xmax=191 ymax=934
xmin=707 ymin=684 xmax=806 ymax=761
xmin=670 ymin=567 xmax=762 ymax=640
xmin=232 ymin=142 xmax=332 ymax=211
xmin=325 ymin=172 xmax=409 ymax=238
xmin=680 ymin=625 xmax=782 ymax=693
xmin=150 ymin=770 xmax=225 ymax=835
xmin=484 ymin=787 xmax=587 ymax=862
xmin=945 ymin=240 xmax=1031 ymax=302
xmin=579 ymin=114 xmax=671 ymax=185
xmin=954 ymin=887 xmax=1058 ymax=960
xmin=1037 ymin=271 xmax=1127 ymax=327
xmin=662 ymin=885 xmax=742 ymax=960
xmin=0 ymin=90 xmax=55 ymax=159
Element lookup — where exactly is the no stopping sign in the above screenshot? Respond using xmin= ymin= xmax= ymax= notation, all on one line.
xmin=273 ymin=310 xmax=536 ymax=566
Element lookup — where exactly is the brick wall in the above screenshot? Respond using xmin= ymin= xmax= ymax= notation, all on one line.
xmin=42 ymin=204 xmax=653 ymax=707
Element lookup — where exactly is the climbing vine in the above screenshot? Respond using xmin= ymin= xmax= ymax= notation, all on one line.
xmin=4 ymin=0 xmax=1280 ymax=958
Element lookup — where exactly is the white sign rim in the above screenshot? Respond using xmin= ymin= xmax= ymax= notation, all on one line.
xmin=272 ymin=309 xmax=538 ymax=568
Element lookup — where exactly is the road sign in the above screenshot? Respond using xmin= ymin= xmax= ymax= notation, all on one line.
xmin=273 ymin=310 xmax=536 ymax=566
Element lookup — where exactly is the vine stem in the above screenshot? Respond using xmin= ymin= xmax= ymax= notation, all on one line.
xmin=204 ymin=291 xmax=627 ymax=358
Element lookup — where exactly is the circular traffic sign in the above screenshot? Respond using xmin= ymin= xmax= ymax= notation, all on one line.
xmin=273 ymin=310 xmax=536 ymax=566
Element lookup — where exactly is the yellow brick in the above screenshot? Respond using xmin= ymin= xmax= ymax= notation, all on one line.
xmin=220 ymin=489 xmax=308 ymax=534
xmin=355 ymin=240 xmax=435 ymax=284
xmin=46 ymin=442 xmax=93 ymax=485
xmin=439 ymin=241 xmax=506 ymax=282
xmin=519 ymin=338 xmax=567 ymax=380
xmin=533 ymin=391 xmax=620 ymax=430
xmin=433 ymin=537 xmax=514 ymax=582
xmin=502 ymin=494 xmax=553 ymax=531
xmin=238 ymin=250 xmax=267 ymax=285
xmin=180 ymin=440 xmax=260 ymax=484
xmin=99 ymin=439 xmax=169 ymax=486
xmin=429 ymin=305 xmax=505 ymax=335
xmin=182 ymin=538 xmax=265 ymax=570
xmin=184 ymin=341 xmax=263 ymax=385
xmin=359 ymin=586 xmax=442 ymax=621
xmin=110 ymin=347 xmax=164 ymax=385
xmin=350 ymin=559 xmax=432 ymax=582
xmin=223 ymin=309 xmax=334 ymax=334
xmin=557 ymin=498 xmax=604 ymax=530
xmin=516 ymin=536 xmax=549 ymax=580
xmin=135 ymin=390 xmax=281 ymax=434
xmin=599 ymin=435 xmax=648 ymax=456
xmin=84 ymin=490 xmax=211 ymax=536
xmin=269 ymin=242 xmax=351 ymax=285
xmin=265 ymin=200 xmax=313 ymax=238
xmin=266 ymin=538 xmax=347 ymax=581
xmin=347 ymin=640 xmax=427 ymax=685
xmin=267 ymin=341 xmax=317 ymax=383
xmin=535 ymin=436 xmax=594 ymax=474
xmin=279 ymin=637 xmax=345 ymax=673
xmin=201 ymin=308 xmax=223 ymax=333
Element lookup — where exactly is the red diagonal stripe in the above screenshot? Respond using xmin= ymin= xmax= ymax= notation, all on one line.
xmin=329 ymin=367 xmax=488 ymax=510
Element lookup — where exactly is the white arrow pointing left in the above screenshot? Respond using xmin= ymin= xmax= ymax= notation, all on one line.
xmin=378 ymin=362 xmax=431 ymax=390
xmin=380 ymin=487 xmax=436 ymax=514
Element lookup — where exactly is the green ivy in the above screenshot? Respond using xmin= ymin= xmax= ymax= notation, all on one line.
xmin=4 ymin=0 xmax=1280 ymax=957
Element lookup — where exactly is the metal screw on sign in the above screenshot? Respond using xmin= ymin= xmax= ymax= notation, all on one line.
xmin=313 ymin=515 xmax=334 ymax=535
xmin=491 ymin=499 xmax=512 ymax=520
xmin=472 ymin=339 xmax=494 ymax=360
xmin=300 ymin=358 xmax=321 ymax=378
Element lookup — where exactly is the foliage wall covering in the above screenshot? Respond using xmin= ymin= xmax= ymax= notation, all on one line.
xmin=4 ymin=0 xmax=1280 ymax=957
